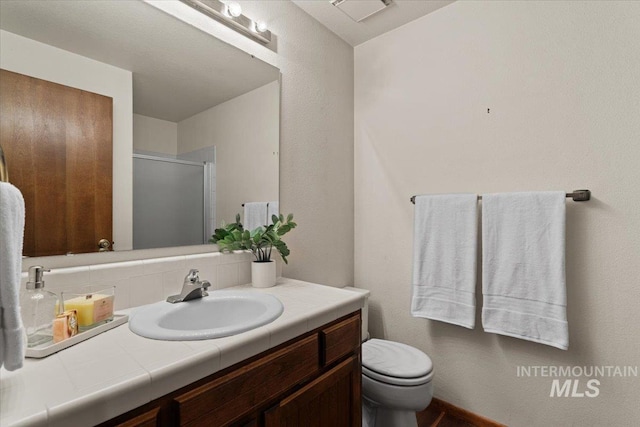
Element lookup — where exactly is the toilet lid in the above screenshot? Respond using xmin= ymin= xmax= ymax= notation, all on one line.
xmin=362 ymin=339 xmax=433 ymax=380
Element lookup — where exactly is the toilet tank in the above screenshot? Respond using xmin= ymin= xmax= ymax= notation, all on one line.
xmin=342 ymin=286 xmax=370 ymax=341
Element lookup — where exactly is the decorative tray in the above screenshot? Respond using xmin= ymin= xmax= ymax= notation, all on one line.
xmin=25 ymin=313 xmax=129 ymax=359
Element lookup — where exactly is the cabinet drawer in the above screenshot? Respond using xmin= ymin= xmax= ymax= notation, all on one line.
xmin=113 ymin=407 xmax=159 ymax=427
xmin=174 ymin=334 xmax=319 ymax=426
xmin=321 ymin=313 xmax=360 ymax=366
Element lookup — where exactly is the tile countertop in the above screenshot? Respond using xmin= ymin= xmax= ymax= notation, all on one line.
xmin=0 ymin=278 xmax=365 ymax=427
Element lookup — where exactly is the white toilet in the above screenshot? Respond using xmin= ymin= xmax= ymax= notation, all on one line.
xmin=343 ymin=288 xmax=434 ymax=427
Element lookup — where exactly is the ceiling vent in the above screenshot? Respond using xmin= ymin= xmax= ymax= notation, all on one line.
xmin=330 ymin=0 xmax=392 ymax=23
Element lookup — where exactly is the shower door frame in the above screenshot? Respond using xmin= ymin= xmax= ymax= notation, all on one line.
xmin=133 ymin=153 xmax=210 ymax=248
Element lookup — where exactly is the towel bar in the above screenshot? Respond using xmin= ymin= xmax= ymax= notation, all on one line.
xmin=410 ymin=190 xmax=591 ymax=204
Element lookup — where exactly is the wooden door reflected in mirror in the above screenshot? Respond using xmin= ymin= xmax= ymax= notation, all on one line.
xmin=0 ymin=69 xmax=113 ymax=257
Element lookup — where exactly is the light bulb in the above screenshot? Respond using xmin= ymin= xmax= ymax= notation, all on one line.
xmin=226 ymin=2 xmax=242 ymax=18
xmin=254 ymin=20 xmax=267 ymax=33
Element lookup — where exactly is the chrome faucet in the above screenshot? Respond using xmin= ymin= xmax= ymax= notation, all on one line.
xmin=166 ymin=269 xmax=211 ymax=303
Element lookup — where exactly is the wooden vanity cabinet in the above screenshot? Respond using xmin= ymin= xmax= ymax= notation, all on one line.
xmin=101 ymin=311 xmax=361 ymax=427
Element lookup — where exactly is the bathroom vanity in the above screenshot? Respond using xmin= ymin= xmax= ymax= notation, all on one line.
xmin=103 ymin=311 xmax=361 ymax=426
xmin=0 ymin=279 xmax=364 ymax=427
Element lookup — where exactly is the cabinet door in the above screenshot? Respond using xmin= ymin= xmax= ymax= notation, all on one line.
xmin=265 ymin=355 xmax=361 ymax=427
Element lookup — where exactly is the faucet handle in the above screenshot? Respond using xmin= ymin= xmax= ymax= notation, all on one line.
xmin=185 ymin=269 xmax=199 ymax=283
xmin=200 ymin=280 xmax=211 ymax=298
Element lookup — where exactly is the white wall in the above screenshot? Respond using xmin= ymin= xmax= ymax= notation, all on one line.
xmin=149 ymin=0 xmax=354 ymax=287
xmin=0 ymin=30 xmax=134 ymax=251
xmin=355 ymin=1 xmax=640 ymax=426
xmin=133 ymin=114 xmax=178 ymax=156
xmin=178 ymin=81 xmax=279 ymax=226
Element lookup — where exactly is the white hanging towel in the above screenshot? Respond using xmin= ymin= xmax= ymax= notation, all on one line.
xmin=482 ymin=191 xmax=568 ymax=350
xmin=267 ymin=201 xmax=279 ymax=223
xmin=411 ymin=194 xmax=478 ymax=329
xmin=244 ymin=202 xmax=268 ymax=231
xmin=0 ymin=182 xmax=26 ymax=371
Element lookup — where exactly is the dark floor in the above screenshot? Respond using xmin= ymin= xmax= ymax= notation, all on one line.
xmin=416 ymin=398 xmax=501 ymax=427
xmin=417 ymin=409 xmax=476 ymax=427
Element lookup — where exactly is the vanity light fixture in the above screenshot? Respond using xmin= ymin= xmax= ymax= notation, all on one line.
xmin=225 ymin=2 xmax=242 ymax=18
xmin=254 ymin=20 xmax=268 ymax=33
xmin=180 ymin=0 xmax=272 ymax=44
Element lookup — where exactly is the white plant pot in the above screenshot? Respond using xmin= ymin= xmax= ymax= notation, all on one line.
xmin=251 ymin=261 xmax=276 ymax=288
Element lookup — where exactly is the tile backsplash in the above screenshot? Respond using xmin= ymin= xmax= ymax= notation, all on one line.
xmin=21 ymin=251 xmax=254 ymax=311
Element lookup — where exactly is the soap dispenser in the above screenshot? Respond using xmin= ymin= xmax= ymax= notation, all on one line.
xmin=21 ymin=266 xmax=58 ymax=347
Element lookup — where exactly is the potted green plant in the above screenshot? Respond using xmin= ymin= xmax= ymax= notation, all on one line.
xmin=210 ymin=213 xmax=297 ymax=288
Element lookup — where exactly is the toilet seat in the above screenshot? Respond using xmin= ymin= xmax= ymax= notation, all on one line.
xmin=362 ymin=365 xmax=433 ymax=386
xmin=362 ymin=339 xmax=434 ymax=387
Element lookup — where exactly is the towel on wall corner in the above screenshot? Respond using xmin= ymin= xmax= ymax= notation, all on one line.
xmin=482 ymin=191 xmax=568 ymax=350
xmin=0 ymin=182 xmax=26 ymax=370
xmin=267 ymin=201 xmax=279 ymax=223
xmin=411 ymin=193 xmax=478 ymax=329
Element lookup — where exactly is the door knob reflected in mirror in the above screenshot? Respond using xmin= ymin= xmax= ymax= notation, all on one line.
xmin=98 ymin=239 xmax=112 ymax=252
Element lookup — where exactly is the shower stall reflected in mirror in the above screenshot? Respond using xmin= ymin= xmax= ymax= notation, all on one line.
xmin=133 ymin=150 xmax=215 ymax=250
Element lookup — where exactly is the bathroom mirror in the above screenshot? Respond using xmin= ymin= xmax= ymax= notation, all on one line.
xmin=0 ymin=0 xmax=280 ymax=257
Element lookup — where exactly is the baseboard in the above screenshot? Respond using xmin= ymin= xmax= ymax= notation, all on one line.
xmin=417 ymin=397 xmax=507 ymax=427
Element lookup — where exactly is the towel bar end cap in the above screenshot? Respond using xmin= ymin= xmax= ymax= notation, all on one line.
xmin=571 ymin=189 xmax=591 ymax=202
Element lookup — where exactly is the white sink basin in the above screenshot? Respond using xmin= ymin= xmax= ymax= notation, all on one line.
xmin=129 ymin=290 xmax=284 ymax=340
